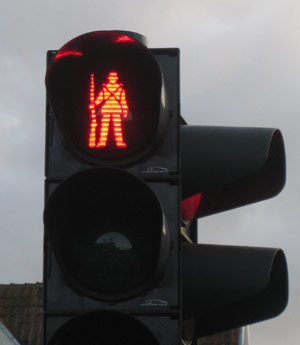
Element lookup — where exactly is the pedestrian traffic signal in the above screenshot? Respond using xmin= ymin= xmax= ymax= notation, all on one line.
xmin=44 ymin=30 xmax=180 ymax=345
xmin=43 ymin=31 xmax=288 ymax=345
xmin=46 ymin=31 xmax=167 ymax=164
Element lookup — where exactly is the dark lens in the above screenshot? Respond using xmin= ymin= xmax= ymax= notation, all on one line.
xmin=49 ymin=311 xmax=160 ymax=345
xmin=45 ymin=168 xmax=164 ymax=300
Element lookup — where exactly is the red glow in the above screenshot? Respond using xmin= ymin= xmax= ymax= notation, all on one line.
xmin=115 ymin=35 xmax=135 ymax=43
xmin=54 ymin=50 xmax=83 ymax=61
xmin=89 ymin=73 xmax=97 ymax=148
xmin=181 ymin=193 xmax=202 ymax=221
xmin=88 ymin=71 xmax=128 ymax=148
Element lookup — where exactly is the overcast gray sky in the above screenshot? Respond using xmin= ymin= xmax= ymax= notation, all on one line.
xmin=0 ymin=1 xmax=299 ymax=344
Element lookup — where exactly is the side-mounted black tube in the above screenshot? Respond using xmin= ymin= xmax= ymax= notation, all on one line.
xmin=181 ymin=126 xmax=285 ymax=217
xmin=182 ymin=243 xmax=288 ymax=338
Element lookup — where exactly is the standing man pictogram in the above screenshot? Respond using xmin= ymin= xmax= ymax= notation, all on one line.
xmin=89 ymin=71 xmax=128 ymax=148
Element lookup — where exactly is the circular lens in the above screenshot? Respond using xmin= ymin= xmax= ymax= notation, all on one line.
xmin=46 ymin=31 xmax=166 ymax=165
xmin=49 ymin=311 xmax=160 ymax=345
xmin=44 ymin=168 xmax=165 ymax=300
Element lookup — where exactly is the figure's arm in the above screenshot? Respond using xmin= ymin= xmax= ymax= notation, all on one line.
xmin=120 ymin=89 xmax=128 ymax=118
xmin=95 ymin=89 xmax=104 ymax=106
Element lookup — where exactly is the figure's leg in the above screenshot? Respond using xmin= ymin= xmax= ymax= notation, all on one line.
xmin=112 ymin=114 xmax=127 ymax=147
xmin=97 ymin=113 xmax=111 ymax=147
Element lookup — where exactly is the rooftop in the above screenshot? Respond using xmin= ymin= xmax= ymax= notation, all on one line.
xmin=0 ymin=283 xmax=42 ymax=345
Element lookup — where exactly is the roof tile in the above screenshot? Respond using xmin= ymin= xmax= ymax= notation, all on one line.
xmin=0 ymin=283 xmax=42 ymax=345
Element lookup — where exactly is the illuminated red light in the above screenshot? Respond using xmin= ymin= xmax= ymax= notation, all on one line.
xmin=54 ymin=50 xmax=83 ymax=61
xmin=88 ymin=72 xmax=128 ymax=148
xmin=89 ymin=74 xmax=97 ymax=148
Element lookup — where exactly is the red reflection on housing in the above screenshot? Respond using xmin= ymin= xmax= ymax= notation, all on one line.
xmin=115 ymin=35 xmax=135 ymax=43
xmin=54 ymin=50 xmax=83 ymax=61
xmin=89 ymin=72 xmax=129 ymax=148
xmin=181 ymin=193 xmax=202 ymax=221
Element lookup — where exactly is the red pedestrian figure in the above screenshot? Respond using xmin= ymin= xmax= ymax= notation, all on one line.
xmin=89 ymin=71 xmax=129 ymax=148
